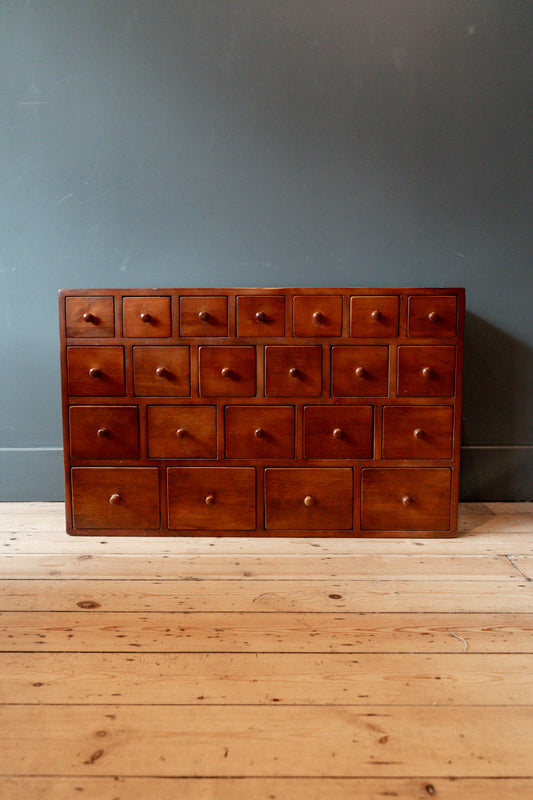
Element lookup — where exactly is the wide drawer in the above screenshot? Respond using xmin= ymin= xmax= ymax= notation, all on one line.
xmin=71 ymin=467 xmax=160 ymax=530
xmin=397 ymin=346 xmax=456 ymax=397
xmin=123 ymin=296 xmax=171 ymax=338
xmin=67 ymin=346 xmax=125 ymax=397
xmin=265 ymin=346 xmax=322 ymax=397
xmin=265 ymin=468 xmax=353 ymax=529
xmin=225 ymin=405 xmax=295 ymax=459
xmin=133 ymin=346 xmax=190 ymax=396
xmin=304 ymin=405 xmax=373 ymax=459
xmin=331 ymin=346 xmax=389 ymax=397
xmin=66 ymin=296 xmax=115 ymax=338
xmin=69 ymin=405 xmax=139 ymax=459
xmin=147 ymin=405 xmax=217 ymax=459
xmin=382 ymin=406 xmax=454 ymax=459
xmin=168 ymin=467 xmax=256 ymax=530
xmin=361 ymin=467 xmax=452 ymax=531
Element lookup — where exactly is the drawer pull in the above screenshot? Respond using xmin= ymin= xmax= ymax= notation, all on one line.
xmin=304 ymin=495 xmax=315 ymax=507
xmin=109 ymin=493 xmax=121 ymax=505
xmin=313 ymin=311 xmax=323 ymax=323
xmin=88 ymin=368 xmax=101 ymax=378
xmin=176 ymin=428 xmax=187 ymax=438
xmin=97 ymin=427 xmax=109 ymax=439
xmin=254 ymin=427 xmax=265 ymax=439
xmin=221 ymin=367 xmax=232 ymax=378
xmin=401 ymin=494 xmax=413 ymax=507
xmin=155 ymin=366 xmax=168 ymax=378
xmin=354 ymin=366 xmax=365 ymax=378
xmin=428 ymin=311 xmax=439 ymax=323
xmin=140 ymin=312 xmax=152 ymax=323
xmin=205 ymin=494 xmax=215 ymax=506
xmin=332 ymin=427 xmax=343 ymax=439
xmin=83 ymin=312 xmax=96 ymax=323
xmin=413 ymin=428 xmax=425 ymax=439
xmin=198 ymin=310 xmax=209 ymax=321
xmin=255 ymin=310 xmax=267 ymax=322
xmin=371 ymin=309 xmax=381 ymax=320
xmin=422 ymin=366 xmax=433 ymax=378
xmin=289 ymin=367 xmax=299 ymax=378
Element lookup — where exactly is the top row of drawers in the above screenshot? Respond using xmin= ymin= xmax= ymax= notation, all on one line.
xmin=66 ymin=295 xmax=459 ymax=339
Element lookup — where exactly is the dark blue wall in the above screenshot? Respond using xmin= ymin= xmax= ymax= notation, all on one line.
xmin=1 ymin=1 xmax=532 ymax=500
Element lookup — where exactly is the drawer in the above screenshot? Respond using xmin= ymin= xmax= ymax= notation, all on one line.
xmin=69 ymin=405 xmax=139 ymax=459
xmin=265 ymin=346 xmax=322 ymax=397
xmin=397 ymin=346 xmax=455 ymax=397
xmin=225 ymin=405 xmax=295 ymax=459
xmin=67 ymin=346 xmax=125 ymax=397
xmin=122 ymin=296 xmax=172 ymax=338
xmin=66 ymin=296 xmax=114 ymax=338
xmin=180 ymin=296 xmax=228 ymax=337
xmin=382 ymin=406 xmax=454 ymax=460
xmin=408 ymin=295 xmax=457 ymax=338
xmin=361 ymin=468 xmax=451 ymax=531
xmin=147 ymin=405 xmax=217 ymax=459
xmin=237 ymin=295 xmax=285 ymax=337
xmin=265 ymin=468 xmax=353 ymax=530
xmin=71 ymin=467 xmax=160 ymax=530
xmin=199 ymin=346 xmax=256 ymax=397
xmin=350 ymin=296 xmax=399 ymax=338
xmin=293 ymin=295 xmax=342 ymax=337
xmin=331 ymin=346 xmax=388 ymax=397
xmin=168 ymin=467 xmax=256 ymax=530
xmin=133 ymin=346 xmax=190 ymax=396
xmin=304 ymin=405 xmax=373 ymax=459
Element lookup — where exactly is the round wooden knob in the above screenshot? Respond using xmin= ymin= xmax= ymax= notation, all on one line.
xmin=109 ymin=493 xmax=121 ymax=505
xmin=198 ymin=310 xmax=209 ymax=321
xmin=221 ymin=367 xmax=232 ymax=378
xmin=83 ymin=312 xmax=95 ymax=323
xmin=176 ymin=428 xmax=187 ymax=438
xmin=371 ymin=309 xmax=381 ymax=320
xmin=428 ymin=311 xmax=439 ymax=323
xmin=205 ymin=494 xmax=215 ymax=506
xmin=313 ymin=311 xmax=323 ymax=323
xmin=354 ymin=366 xmax=365 ymax=378
xmin=254 ymin=427 xmax=265 ymax=439
xmin=414 ymin=428 xmax=425 ymax=439
xmin=255 ymin=310 xmax=267 ymax=322
xmin=88 ymin=368 xmax=101 ymax=378
xmin=402 ymin=495 xmax=413 ymax=507
xmin=422 ymin=366 xmax=432 ymax=378
xmin=155 ymin=366 xmax=168 ymax=378
xmin=304 ymin=495 xmax=315 ymax=507
xmin=140 ymin=312 xmax=151 ymax=323
xmin=332 ymin=428 xmax=343 ymax=439
xmin=97 ymin=427 xmax=109 ymax=439
xmin=289 ymin=367 xmax=299 ymax=378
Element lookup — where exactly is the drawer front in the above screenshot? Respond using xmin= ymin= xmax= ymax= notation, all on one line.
xmin=397 ymin=346 xmax=456 ymax=397
xmin=66 ymin=296 xmax=114 ymax=338
xmin=123 ymin=296 xmax=171 ymax=338
xmin=304 ymin=405 xmax=373 ymax=459
xmin=361 ymin=468 xmax=451 ymax=531
xmin=147 ymin=405 xmax=217 ymax=459
xmin=225 ymin=405 xmax=295 ymax=459
xmin=199 ymin=346 xmax=256 ymax=397
xmin=67 ymin=347 xmax=125 ymax=396
xmin=408 ymin=295 xmax=457 ymax=338
xmin=180 ymin=296 xmax=228 ymax=337
xmin=331 ymin=346 xmax=389 ymax=397
xmin=265 ymin=346 xmax=322 ymax=397
xmin=350 ymin=296 xmax=399 ymax=338
xmin=293 ymin=295 xmax=342 ymax=337
xmin=382 ymin=406 xmax=454 ymax=460
xmin=265 ymin=468 xmax=353 ymax=529
xmin=237 ymin=295 xmax=285 ymax=337
xmin=69 ymin=405 xmax=139 ymax=459
xmin=168 ymin=467 xmax=256 ymax=530
xmin=71 ymin=467 xmax=160 ymax=530
xmin=133 ymin=346 xmax=190 ymax=396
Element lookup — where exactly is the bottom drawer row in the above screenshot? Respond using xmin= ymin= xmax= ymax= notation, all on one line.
xmin=71 ymin=466 xmax=452 ymax=532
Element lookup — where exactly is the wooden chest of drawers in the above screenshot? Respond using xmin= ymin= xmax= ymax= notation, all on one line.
xmin=59 ymin=287 xmax=464 ymax=537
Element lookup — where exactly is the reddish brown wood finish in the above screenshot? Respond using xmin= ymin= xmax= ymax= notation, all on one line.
xmin=59 ymin=287 xmax=464 ymax=537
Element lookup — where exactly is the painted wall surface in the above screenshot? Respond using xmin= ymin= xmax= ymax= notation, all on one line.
xmin=1 ymin=1 xmax=532 ymax=500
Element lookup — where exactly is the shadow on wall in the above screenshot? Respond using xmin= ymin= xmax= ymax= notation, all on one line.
xmin=460 ymin=311 xmax=533 ymax=501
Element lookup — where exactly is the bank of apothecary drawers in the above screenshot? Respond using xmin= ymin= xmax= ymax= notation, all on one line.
xmin=60 ymin=288 xmax=464 ymax=537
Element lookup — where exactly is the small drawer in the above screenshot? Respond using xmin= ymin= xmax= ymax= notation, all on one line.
xmin=382 ymin=406 xmax=454 ymax=460
xmin=265 ymin=468 xmax=353 ymax=530
xmin=147 ymin=405 xmax=217 ymax=459
xmin=408 ymin=295 xmax=457 ymax=338
xmin=180 ymin=296 xmax=228 ymax=337
xmin=350 ymin=296 xmax=399 ymax=338
xmin=133 ymin=346 xmax=190 ymax=396
xmin=331 ymin=346 xmax=388 ymax=397
xmin=69 ymin=405 xmax=139 ymax=459
xmin=397 ymin=346 xmax=455 ymax=397
xmin=265 ymin=346 xmax=322 ymax=397
xmin=304 ymin=405 xmax=373 ymax=459
xmin=66 ymin=296 xmax=114 ymax=338
xmin=71 ymin=467 xmax=160 ymax=530
xmin=123 ymin=296 xmax=171 ymax=338
xmin=237 ymin=295 xmax=285 ymax=337
xmin=67 ymin=346 xmax=125 ymax=397
xmin=199 ymin=346 xmax=256 ymax=397
xmin=361 ymin=467 xmax=451 ymax=531
xmin=168 ymin=467 xmax=256 ymax=530
xmin=225 ymin=405 xmax=295 ymax=459
xmin=293 ymin=295 xmax=342 ymax=337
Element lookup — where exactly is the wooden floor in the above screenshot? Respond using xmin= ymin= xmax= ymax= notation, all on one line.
xmin=1 ymin=503 xmax=532 ymax=799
